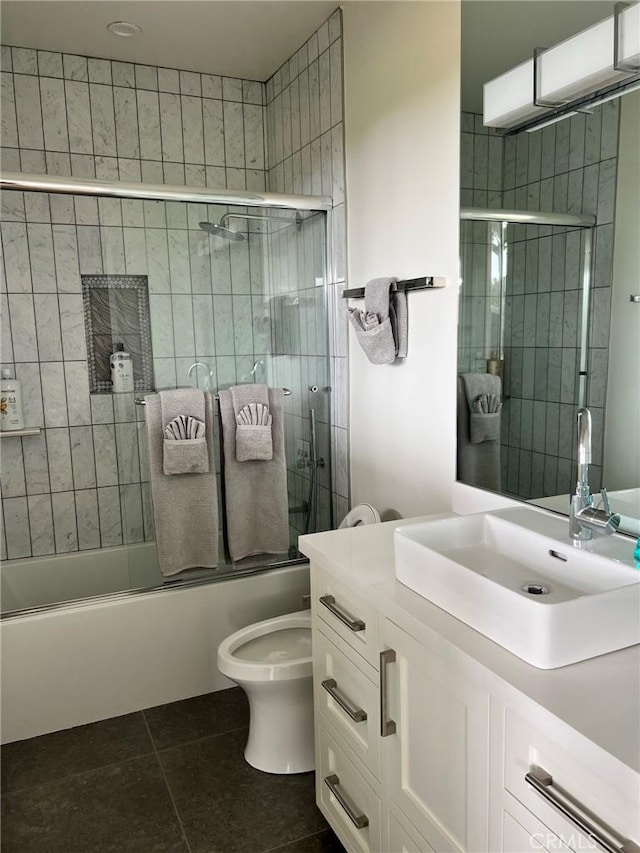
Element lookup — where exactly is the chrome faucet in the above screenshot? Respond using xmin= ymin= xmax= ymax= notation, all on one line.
xmin=570 ymin=407 xmax=620 ymax=541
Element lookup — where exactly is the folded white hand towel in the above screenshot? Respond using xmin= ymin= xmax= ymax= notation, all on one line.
xmin=164 ymin=415 xmax=206 ymax=440
xmin=236 ymin=402 xmax=271 ymax=427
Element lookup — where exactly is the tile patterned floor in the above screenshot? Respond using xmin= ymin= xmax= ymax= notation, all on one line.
xmin=1 ymin=688 xmax=346 ymax=853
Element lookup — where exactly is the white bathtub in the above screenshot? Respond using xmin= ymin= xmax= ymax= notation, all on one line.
xmin=1 ymin=553 xmax=310 ymax=744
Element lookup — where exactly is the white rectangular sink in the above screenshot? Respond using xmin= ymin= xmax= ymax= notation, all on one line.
xmin=394 ymin=507 xmax=640 ymax=669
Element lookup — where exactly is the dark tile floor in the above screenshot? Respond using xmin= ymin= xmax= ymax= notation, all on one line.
xmin=1 ymin=688 xmax=346 ymax=853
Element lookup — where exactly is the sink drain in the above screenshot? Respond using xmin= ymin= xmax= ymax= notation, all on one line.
xmin=521 ymin=582 xmax=550 ymax=595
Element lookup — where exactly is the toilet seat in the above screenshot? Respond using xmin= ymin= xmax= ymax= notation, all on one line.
xmin=339 ymin=503 xmax=381 ymax=529
xmin=217 ymin=610 xmax=312 ymax=683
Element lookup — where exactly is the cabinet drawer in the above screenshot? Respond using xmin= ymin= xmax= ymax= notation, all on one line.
xmin=504 ymin=708 xmax=640 ymax=851
xmin=313 ymin=568 xmax=379 ymax=668
xmin=314 ymin=626 xmax=381 ymax=780
xmin=388 ymin=805 xmax=436 ymax=852
xmin=501 ymin=805 xmax=571 ymax=853
xmin=317 ymin=724 xmax=382 ymax=853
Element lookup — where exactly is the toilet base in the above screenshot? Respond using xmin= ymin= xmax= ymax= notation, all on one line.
xmin=243 ymin=677 xmax=315 ymax=774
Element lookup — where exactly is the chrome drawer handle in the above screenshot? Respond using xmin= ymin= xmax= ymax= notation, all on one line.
xmin=322 ymin=678 xmax=368 ymax=723
xmin=324 ymin=773 xmax=369 ymax=830
xmin=319 ymin=594 xmax=365 ymax=632
xmin=525 ymin=767 xmax=640 ymax=853
xmin=379 ymin=648 xmax=397 ymax=737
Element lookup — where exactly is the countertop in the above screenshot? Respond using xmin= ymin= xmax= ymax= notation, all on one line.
xmin=299 ymin=514 xmax=640 ymax=776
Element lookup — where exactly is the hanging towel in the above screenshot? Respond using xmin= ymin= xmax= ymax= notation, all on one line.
xmin=348 ymin=277 xmax=408 ymax=364
xmin=145 ymin=392 xmax=218 ymax=576
xmin=460 ymin=373 xmax=502 ymax=443
xmin=229 ymin=384 xmax=273 ymax=461
xmin=159 ymin=389 xmax=209 ymax=475
xmin=219 ymin=387 xmax=289 ymax=563
xmin=456 ymin=377 xmax=501 ymax=491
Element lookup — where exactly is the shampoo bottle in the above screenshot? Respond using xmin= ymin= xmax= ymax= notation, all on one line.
xmin=109 ymin=344 xmax=134 ymax=393
xmin=0 ymin=369 xmax=25 ymax=431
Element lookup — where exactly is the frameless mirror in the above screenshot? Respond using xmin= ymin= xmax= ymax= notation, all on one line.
xmin=458 ymin=1 xmax=640 ymax=535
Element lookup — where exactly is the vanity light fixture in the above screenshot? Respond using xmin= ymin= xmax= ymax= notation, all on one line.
xmin=107 ymin=21 xmax=141 ymax=37
xmin=484 ymin=1 xmax=640 ymax=133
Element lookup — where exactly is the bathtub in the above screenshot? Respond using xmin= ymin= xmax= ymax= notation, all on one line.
xmin=1 ymin=546 xmax=310 ymax=743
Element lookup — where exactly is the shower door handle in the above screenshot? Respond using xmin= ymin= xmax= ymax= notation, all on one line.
xmin=379 ymin=648 xmax=397 ymax=737
xmin=319 ymin=595 xmax=365 ymax=632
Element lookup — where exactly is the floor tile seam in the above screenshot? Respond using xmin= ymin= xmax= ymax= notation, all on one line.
xmin=141 ymin=711 xmax=194 ymax=853
xmin=0 ymin=746 xmax=159 ymax=798
xmin=261 ymin=828 xmax=330 ymax=853
xmin=149 ymin=723 xmax=250 ymax=756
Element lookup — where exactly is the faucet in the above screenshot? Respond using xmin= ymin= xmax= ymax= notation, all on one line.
xmin=569 ymin=407 xmax=620 ymax=541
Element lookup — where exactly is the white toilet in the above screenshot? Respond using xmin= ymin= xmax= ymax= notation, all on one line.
xmin=217 ymin=610 xmax=314 ymax=774
xmin=217 ymin=505 xmax=381 ymax=775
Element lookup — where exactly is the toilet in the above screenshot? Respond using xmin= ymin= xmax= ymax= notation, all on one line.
xmin=217 ymin=505 xmax=381 ymax=775
xmin=217 ymin=610 xmax=314 ymax=774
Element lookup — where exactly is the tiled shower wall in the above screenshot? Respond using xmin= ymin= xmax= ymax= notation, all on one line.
xmin=0 ymin=192 xmax=272 ymax=559
xmin=0 ymin=13 xmax=348 ymax=559
xmin=265 ymin=9 xmax=349 ymax=525
xmin=459 ymin=104 xmax=619 ymax=499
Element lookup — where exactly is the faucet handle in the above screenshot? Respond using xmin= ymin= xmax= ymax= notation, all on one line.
xmin=600 ymin=487 xmax=611 ymax=514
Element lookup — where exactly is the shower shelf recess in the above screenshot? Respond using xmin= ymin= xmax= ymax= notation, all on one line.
xmin=341 ymin=276 xmax=447 ymax=298
xmin=0 ymin=427 xmax=42 ymax=438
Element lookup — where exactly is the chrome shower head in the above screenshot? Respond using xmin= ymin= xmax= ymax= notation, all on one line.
xmin=198 ymin=221 xmax=245 ymax=242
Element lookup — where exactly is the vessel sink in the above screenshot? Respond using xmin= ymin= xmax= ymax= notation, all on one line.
xmin=394 ymin=507 xmax=640 ymax=669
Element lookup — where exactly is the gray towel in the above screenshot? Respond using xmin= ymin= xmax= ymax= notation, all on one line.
xmin=145 ymin=392 xmax=218 ymax=576
xmin=219 ymin=387 xmax=289 ymax=563
xmin=348 ymin=277 xmax=408 ymax=364
xmin=159 ymin=390 xmax=209 ymax=474
xmin=229 ymin=384 xmax=273 ymax=462
xmin=461 ymin=373 xmax=502 ymax=443
xmin=456 ymin=377 xmax=501 ymax=492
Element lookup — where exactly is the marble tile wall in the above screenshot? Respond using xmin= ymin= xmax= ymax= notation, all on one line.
xmin=264 ymin=9 xmax=348 ymax=526
xmin=0 ymin=194 xmax=273 ymax=559
xmin=0 ymin=44 xmax=273 ymax=559
xmin=459 ymin=104 xmax=619 ymax=500
xmin=0 ymin=44 xmax=267 ymax=190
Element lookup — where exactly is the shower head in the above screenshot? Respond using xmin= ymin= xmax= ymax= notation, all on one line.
xmin=198 ymin=221 xmax=245 ymax=242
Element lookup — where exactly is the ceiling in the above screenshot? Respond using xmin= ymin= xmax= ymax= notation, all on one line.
xmin=462 ymin=0 xmax=618 ymax=112
xmin=0 ymin=0 xmax=339 ymax=81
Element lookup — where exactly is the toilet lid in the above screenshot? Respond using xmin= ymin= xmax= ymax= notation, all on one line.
xmin=339 ymin=503 xmax=381 ymax=529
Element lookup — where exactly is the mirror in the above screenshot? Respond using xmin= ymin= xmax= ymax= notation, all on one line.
xmin=458 ymin=1 xmax=640 ymax=535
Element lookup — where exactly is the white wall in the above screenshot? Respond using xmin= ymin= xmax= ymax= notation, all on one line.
xmin=342 ymin=1 xmax=461 ymax=519
xmin=603 ymin=90 xmax=640 ymax=491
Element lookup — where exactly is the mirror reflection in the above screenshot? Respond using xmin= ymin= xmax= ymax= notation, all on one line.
xmin=457 ymin=0 xmax=640 ymax=534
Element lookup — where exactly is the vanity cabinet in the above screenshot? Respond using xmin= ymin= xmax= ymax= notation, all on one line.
xmin=309 ymin=562 xmax=640 ymax=853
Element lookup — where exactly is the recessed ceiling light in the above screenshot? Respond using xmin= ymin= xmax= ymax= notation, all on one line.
xmin=107 ymin=21 xmax=141 ymax=38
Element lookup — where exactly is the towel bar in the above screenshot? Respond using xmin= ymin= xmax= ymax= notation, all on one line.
xmin=134 ymin=388 xmax=292 ymax=406
xmin=341 ymin=276 xmax=446 ymax=299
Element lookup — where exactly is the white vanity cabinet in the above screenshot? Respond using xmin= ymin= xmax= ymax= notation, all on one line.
xmin=308 ymin=560 xmax=640 ymax=853
xmin=311 ymin=565 xmax=490 ymax=853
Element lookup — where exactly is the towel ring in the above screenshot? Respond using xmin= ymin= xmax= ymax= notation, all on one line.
xmin=134 ymin=388 xmax=292 ymax=406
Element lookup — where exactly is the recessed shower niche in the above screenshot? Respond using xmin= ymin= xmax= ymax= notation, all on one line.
xmin=82 ymin=274 xmax=154 ymax=394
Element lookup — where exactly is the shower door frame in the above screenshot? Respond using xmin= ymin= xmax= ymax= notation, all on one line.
xmin=0 ymin=171 xmax=335 ymax=611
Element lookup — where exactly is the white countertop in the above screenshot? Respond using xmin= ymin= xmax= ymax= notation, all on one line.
xmin=299 ymin=514 xmax=640 ymax=775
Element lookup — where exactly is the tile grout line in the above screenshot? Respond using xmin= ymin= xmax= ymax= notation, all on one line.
xmin=141 ymin=710 xmax=194 ymax=853
xmin=260 ymin=828 xmax=336 ymax=853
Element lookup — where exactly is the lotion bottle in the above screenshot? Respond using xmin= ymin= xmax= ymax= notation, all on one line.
xmin=109 ymin=343 xmax=134 ymax=393
xmin=1 ymin=369 xmax=25 ymax=431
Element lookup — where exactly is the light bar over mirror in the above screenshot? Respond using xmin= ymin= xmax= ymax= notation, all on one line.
xmin=484 ymin=1 xmax=640 ymax=130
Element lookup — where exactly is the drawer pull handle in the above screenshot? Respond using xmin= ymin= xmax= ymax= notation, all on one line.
xmin=525 ymin=766 xmax=639 ymax=853
xmin=322 ymin=678 xmax=368 ymax=723
xmin=324 ymin=773 xmax=369 ymax=830
xmin=379 ymin=648 xmax=397 ymax=737
xmin=319 ymin=594 xmax=365 ymax=632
